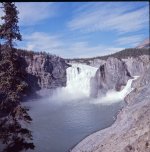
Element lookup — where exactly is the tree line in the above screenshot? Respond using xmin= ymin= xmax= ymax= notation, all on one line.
xmin=67 ymin=48 xmax=150 ymax=62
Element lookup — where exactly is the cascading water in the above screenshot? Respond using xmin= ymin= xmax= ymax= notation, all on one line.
xmin=94 ymin=76 xmax=139 ymax=104
xmin=51 ymin=63 xmax=138 ymax=103
xmin=51 ymin=63 xmax=98 ymax=100
xmin=64 ymin=64 xmax=139 ymax=101
xmin=65 ymin=63 xmax=98 ymax=98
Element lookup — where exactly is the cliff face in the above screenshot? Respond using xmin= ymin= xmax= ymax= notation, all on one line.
xmin=19 ymin=53 xmax=69 ymax=91
xmin=0 ymin=46 xmax=70 ymax=92
xmin=71 ymin=64 xmax=150 ymax=152
xmin=122 ymin=55 xmax=149 ymax=76
xmin=125 ymin=62 xmax=150 ymax=105
xmin=90 ymin=57 xmax=131 ymax=97
xmin=90 ymin=55 xmax=149 ymax=97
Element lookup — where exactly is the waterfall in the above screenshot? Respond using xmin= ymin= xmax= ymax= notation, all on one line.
xmin=50 ymin=63 xmax=139 ymax=103
xmin=94 ymin=76 xmax=139 ymax=104
xmin=50 ymin=63 xmax=98 ymax=101
xmin=119 ymin=76 xmax=139 ymax=98
xmin=65 ymin=63 xmax=98 ymax=98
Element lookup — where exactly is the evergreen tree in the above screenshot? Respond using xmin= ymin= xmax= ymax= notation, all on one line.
xmin=0 ymin=2 xmax=34 ymax=152
xmin=0 ymin=2 xmax=21 ymax=49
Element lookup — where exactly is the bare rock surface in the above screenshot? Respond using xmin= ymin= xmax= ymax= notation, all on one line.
xmin=71 ymin=65 xmax=150 ymax=152
xmin=21 ymin=54 xmax=69 ymax=91
xmin=91 ymin=57 xmax=131 ymax=97
xmin=125 ymin=63 xmax=150 ymax=105
xmin=90 ymin=55 xmax=149 ymax=97
xmin=122 ymin=55 xmax=149 ymax=76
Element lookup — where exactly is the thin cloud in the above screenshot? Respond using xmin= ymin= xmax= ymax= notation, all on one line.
xmin=68 ymin=2 xmax=149 ymax=34
xmin=0 ymin=2 xmax=57 ymax=26
xmin=115 ymin=35 xmax=145 ymax=47
xmin=16 ymin=2 xmax=57 ymax=26
xmin=22 ymin=32 xmax=63 ymax=52
xmin=63 ymin=42 xmax=124 ymax=58
xmin=20 ymin=32 xmax=124 ymax=58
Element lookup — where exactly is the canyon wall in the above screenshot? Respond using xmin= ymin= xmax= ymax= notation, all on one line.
xmin=71 ymin=61 xmax=150 ymax=152
xmin=16 ymin=48 xmax=149 ymax=96
xmin=90 ymin=55 xmax=149 ymax=97
xmin=23 ymin=53 xmax=148 ymax=95
xmin=90 ymin=57 xmax=131 ymax=97
xmin=18 ymin=53 xmax=70 ymax=92
xmin=122 ymin=55 xmax=149 ymax=76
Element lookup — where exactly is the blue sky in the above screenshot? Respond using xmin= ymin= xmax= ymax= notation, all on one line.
xmin=0 ymin=2 xmax=149 ymax=58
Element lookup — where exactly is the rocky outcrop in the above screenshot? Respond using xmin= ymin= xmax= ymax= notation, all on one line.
xmin=90 ymin=57 xmax=131 ymax=97
xmin=125 ymin=63 xmax=150 ymax=105
xmin=122 ymin=55 xmax=149 ymax=76
xmin=90 ymin=54 xmax=149 ymax=97
xmin=71 ymin=65 xmax=150 ymax=152
xmin=19 ymin=53 xmax=69 ymax=91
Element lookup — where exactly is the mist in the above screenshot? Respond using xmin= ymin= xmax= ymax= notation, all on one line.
xmin=21 ymin=64 xmax=139 ymax=152
xmin=35 ymin=66 xmax=138 ymax=106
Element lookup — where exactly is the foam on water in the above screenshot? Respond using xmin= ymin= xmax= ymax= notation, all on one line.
xmin=94 ymin=76 xmax=139 ymax=105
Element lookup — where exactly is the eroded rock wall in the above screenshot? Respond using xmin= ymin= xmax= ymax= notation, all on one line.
xmin=90 ymin=55 xmax=149 ymax=97
xmin=20 ymin=54 xmax=69 ymax=91
xmin=91 ymin=57 xmax=131 ymax=97
xmin=122 ymin=55 xmax=149 ymax=76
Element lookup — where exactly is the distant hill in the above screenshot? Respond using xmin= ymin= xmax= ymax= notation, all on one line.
xmin=0 ymin=44 xmax=149 ymax=63
xmin=66 ymin=48 xmax=150 ymax=63
xmin=0 ymin=44 xmax=61 ymax=59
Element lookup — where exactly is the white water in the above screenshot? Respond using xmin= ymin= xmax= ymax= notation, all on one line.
xmin=50 ymin=63 xmax=139 ymax=104
xmin=51 ymin=63 xmax=98 ymax=101
xmin=66 ymin=64 xmax=98 ymax=96
xmin=95 ymin=76 xmax=139 ymax=104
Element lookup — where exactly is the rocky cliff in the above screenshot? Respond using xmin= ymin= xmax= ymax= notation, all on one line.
xmin=0 ymin=45 xmax=70 ymax=92
xmin=91 ymin=55 xmax=149 ymax=97
xmin=90 ymin=57 xmax=131 ymax=97
xmin=71 ymin=63 xmax=150 ymax=152
xmin=122 ymin=55 xmax=149 ymax=76
xmin=24 ymin=54 xmax=69 ymax=89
